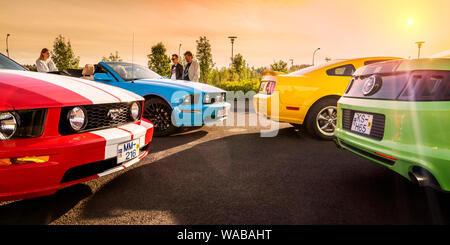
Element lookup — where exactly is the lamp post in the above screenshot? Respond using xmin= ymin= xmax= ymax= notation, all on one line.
xmin=289 ymin=59 xmax=294 ymax=71
xmin=415 ymin=41 xmax=424 ymax=59
xmin=6 ymin=34 xmax=10 ymax=57
xmin=228 ymin=36 xmax=237 ymax=64
xmin=312 ymin=48 xmax=320 ymax=66
xmin=178 ymin=43 xmax=182 ymax=58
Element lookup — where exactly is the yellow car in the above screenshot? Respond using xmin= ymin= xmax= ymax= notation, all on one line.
xmin=253 ymin=57 xmax=400 ymax=140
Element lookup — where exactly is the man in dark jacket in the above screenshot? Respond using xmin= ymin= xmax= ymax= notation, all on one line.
xmin=170 ymin=54 xmax=183 ymax=80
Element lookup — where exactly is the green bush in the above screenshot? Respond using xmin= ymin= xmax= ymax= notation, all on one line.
xmin=215 ymin=80 xmax=260 ymax=93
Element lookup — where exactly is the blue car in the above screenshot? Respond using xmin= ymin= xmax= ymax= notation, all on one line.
xmin=79 ymin=62 xmax=230 ymax=136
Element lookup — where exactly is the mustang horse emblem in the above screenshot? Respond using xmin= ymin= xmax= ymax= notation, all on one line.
xmin=107 ymin=108 xmax=122 ymax=120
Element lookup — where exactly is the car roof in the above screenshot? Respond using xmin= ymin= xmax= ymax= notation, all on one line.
xmin=354 ymin=58 xmax=450 ymax=76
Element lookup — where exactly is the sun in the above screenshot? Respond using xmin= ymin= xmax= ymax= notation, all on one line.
xmin=406 ymin=18 xmax=414 ymax=25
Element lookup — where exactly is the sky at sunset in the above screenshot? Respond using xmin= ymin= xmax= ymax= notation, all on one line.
xmin=0 ymin=0 xmax=449 ymax=69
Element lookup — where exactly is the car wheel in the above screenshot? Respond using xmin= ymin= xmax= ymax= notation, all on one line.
xmin=143 ymin=97 xmax=177 ymax=137
xmin=305 ymin=98 xmax=338 ymax=140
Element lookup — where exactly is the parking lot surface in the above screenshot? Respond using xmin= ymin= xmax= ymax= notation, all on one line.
xmin=1 ymin=106 xmax=450 ymax=225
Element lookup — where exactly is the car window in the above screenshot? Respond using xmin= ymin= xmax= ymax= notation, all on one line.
xmin=105 ymin=62 xmax=162 ymax=81
xmin=0 ymin=53 xmax=26 ymax=71
xmin=326 ymin=64 xmax=355 ymax=76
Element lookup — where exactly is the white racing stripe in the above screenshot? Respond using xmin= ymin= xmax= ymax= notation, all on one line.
xmin=90 ymin=122 xmax=153 ymax=178
xmin=2 ymin=70 xmax=142 ymax=104
xmin=118 ymin=123 xmax=148 ymax=146
xmin=96 ymin=148 xmax=148 ymax=178
xmin=97 ymin=154 xmax=141 ymax=177
xmin=140 ymin=119 xmax=154 ymax=129
xmin=90 ymin=122 xmax=152 ymax=160
xmin=90 ymin=127 xmax=132 ymax=159
xmin=3 ymin=70 xmax=119 ymax=104
xmin=65 ymin=77 xmax=143 ymax=102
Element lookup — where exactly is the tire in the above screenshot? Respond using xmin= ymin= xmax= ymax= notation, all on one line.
xmin=143 ymin=97 xmax=177 ymax=137
xmin=305 ymin=98 xmax=338 ymax=140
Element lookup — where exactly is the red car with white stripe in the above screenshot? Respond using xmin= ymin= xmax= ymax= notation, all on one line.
xmin=0 ymin=69 xmax=154 ymax=202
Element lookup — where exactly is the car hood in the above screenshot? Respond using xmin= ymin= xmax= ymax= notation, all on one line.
xmin=0 ymin=70 xmax=143 ymax=110
xmin=133 ymin=78 xmax=225 ymax=93
xmin=0 ymin=103 xmax=13 ymax=112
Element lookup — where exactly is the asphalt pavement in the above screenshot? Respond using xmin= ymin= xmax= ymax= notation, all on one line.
xmin=1 ymin=103 xmax=450 ymax=225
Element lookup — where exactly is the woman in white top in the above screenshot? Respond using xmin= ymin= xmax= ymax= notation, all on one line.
xmin=36 ymin=48 xmax=58 ymax=73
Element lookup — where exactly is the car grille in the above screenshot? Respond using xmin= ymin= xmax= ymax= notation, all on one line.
xmin=342 ymin=109 xmax=385 ymax=140
xmin=59 ymin=102 xmax=141 ymax=135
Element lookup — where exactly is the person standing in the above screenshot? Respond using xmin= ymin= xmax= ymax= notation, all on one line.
xmin=182 ymin=51 xmax=200 ymax=82
xmin=170 ymin=54 xmax=183 ymax=80
xmin=36 ymin=48 xmax=58 ymax=73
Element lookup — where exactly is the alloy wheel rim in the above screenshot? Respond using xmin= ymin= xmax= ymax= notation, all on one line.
xmin=144 ymin=102 xmax=172 ymax=132
xmin=316 ymin=106 xmax=337 ymax=137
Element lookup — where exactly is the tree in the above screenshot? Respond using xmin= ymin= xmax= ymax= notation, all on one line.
xmin=255 ymin=66 xmax=268 ymax=75
xmin=270 ymin=60 xmax=288 ymax=73
xmin=291 ymin=64 xmax=312 ymax=72
xmin=51 ymin=35 xmax=80 ymax=70
xmin=232 ymin=53 xmax=246 ymax=81
xmin=102 ymin=51 xmax=122 ymax=62
xmin=23 ymin=64 xmax=37 ymax=72
xmin=196 ymin=36 xmax=214 ymax=83
xmin=147 ymin=42 xmax=171 ymax=77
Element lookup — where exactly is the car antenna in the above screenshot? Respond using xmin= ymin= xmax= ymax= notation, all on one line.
xmin=131 ymin=32 xmax=135 ymax=83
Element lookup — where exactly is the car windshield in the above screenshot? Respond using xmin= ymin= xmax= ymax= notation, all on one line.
xmin=0 ymin=53 xmax=26 ymax=71
xmin=105 ymin=62 xmax=162 ymax=81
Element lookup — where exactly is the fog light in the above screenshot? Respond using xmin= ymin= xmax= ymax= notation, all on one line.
xmin=15 ymin=156 xmax=50 ymax=164
xmin=0 ymin=156 xmax=50 ymax=166
xmin=0 ymin=158 xmax=12 ymax=166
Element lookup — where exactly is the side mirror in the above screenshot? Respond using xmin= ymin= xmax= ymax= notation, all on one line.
xmin=94 ymin=73 xmax=114 ymax=82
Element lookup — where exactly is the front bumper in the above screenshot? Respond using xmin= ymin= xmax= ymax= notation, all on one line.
xmin=335 ymin=97 xmax=450 ymax=191
xmin=0 ymin=120 xmax=154 ymax=202
xmin=172 ymin=102 xmax=231 ymax=127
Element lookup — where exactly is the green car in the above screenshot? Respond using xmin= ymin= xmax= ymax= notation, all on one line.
xmin=335 ymin=58 xmax=450 ymax=191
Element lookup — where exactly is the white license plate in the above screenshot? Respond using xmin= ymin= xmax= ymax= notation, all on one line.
xmin=351 ymin=112 xmax=374 ymax=135
xmin=117 ymin=139 xmax=140 ymax=164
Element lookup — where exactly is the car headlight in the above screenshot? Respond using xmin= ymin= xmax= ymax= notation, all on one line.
xmin=68 ymin=107 xmax=87 ymax=131
xmin=182 ymin=94 xmax=199 ymax=105
xmin=0 ymin=112 xmax=18 ymax=140
xmin=183 ymin=95 xmax=192 ymax=105
xmin=217 ymin=93 xmax=225 ymax=102
xmin=130 ymin=102 xmax=140 ymax=121
xmin=203 ymin=94 xmax=212 ymax=104
xmin=203 ymin=93 xmax=225 ymax=104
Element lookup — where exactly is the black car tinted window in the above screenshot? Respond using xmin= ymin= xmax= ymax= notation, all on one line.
xmin=326 ymin=64 xmax=355 ymax=76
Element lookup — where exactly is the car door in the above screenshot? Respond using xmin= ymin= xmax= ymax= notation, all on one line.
xmin=93 ymin=63 xmax=120 ymax=85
